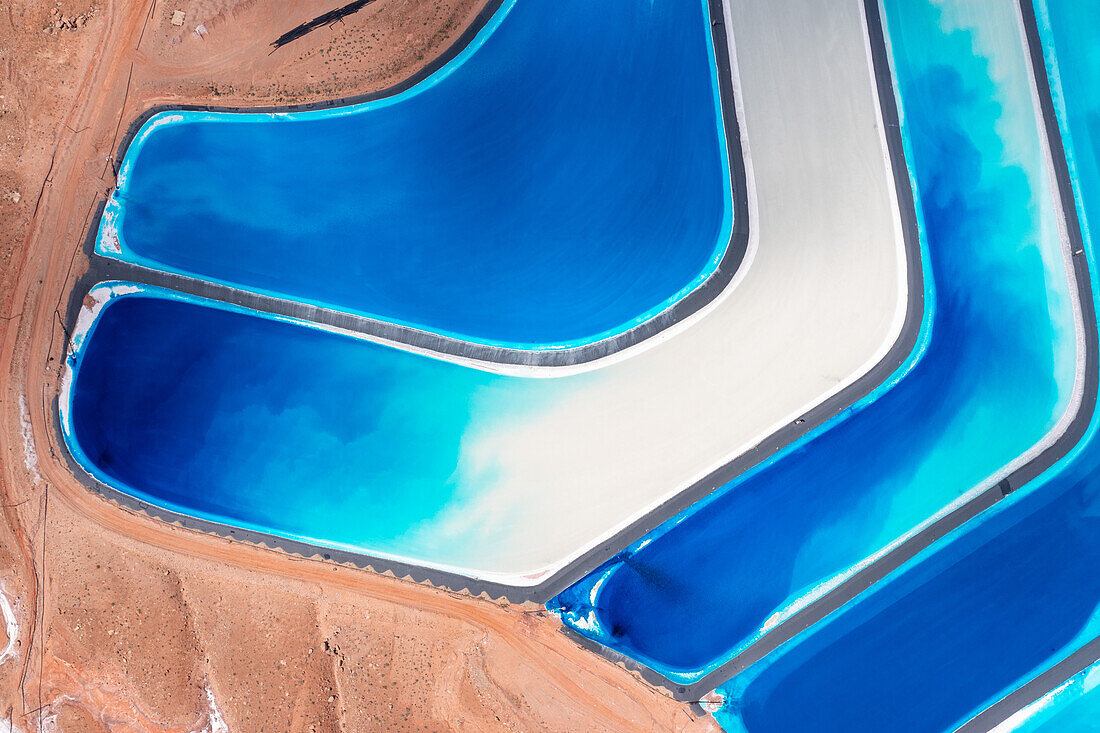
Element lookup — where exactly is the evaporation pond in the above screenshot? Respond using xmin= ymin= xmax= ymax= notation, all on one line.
xmin=64 ymin=289 xmax=521 ymax=560
xmin=103 ymin=0 xmax=734 ymax=348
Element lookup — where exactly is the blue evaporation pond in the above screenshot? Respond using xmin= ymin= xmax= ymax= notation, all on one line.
xmin=1025 ymin=690 xmax=1100 ymax=733
xmin=714 ymin=462 xmax=1100 ymax=733
xmin=552 ymin=0 xmax=1078 ymax=685
xmin=711 ymin=0 xmax=1100 ymax=729
xmin=63 ymin=287 xmax=519 ymax=560
xmin=102 ymin=0 xmax=732 ymax=349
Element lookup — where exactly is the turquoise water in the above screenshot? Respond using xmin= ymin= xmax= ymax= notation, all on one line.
xmin=61 ymin=0 xmax=910 ymax=586
xmin=712 ymin=461 xmax=1100 ymax=733
xmin=710 ymin=0 xmax=1100 ymax=730
xmin=98 ymin=0 xmax=735 ymax=349
xmin=1006 ymin=662 xmax=1100 ymax=732
xmin=62 ymin=0 xmax=1097 ymax=725
xmin=553 ymin=0 xmax=1078 ymax=686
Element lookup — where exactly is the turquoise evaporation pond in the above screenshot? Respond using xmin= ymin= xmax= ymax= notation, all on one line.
xmin=99 ymin=0 xmax=733 ymax=349
xmin=551 ymin=0 xmax=1079 ymax=687
xmin=710 ymin=0 xmax=1100 ymax=730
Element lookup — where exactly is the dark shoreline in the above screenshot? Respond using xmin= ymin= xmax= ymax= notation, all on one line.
xmin=550 ymin=0 xmax=1099 ymax=705
xmin=54 ymin=0 xmax=939 ymax=704
xmin=91 ymin=0 xmax=752 ymax=368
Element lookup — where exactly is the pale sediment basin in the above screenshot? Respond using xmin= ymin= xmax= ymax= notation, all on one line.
xmin=99 ymin=0 xmax=738 ymax=353
xmin=60 ymin=0 xmax=909 ymax=589
xmin=704 ymin=0 xmax=1100 ymax=729
xmin=992 ymin=661 xmax=1100 ymax=733
xmin=554 ymin=0 xmax=1084 ymax=693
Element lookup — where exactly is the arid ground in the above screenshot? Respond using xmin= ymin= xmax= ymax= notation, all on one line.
xmin=0 ymin=1 xmax=719 ymax=729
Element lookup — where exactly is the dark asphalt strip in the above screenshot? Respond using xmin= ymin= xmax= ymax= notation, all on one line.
xmin=50 ymin=0 xmax=939 ymax=706
xmin=955 ymin=1 xmax=1100 ymax=728
xmin=94 ymin=0 xmax=751 ymax=369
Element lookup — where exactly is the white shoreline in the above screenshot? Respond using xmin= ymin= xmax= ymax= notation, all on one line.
xmin=62 ymin=0 xmax=912 ymax=585
xmin=758 ymin=0 xmax=1090 ymax=640
xmin=96 ymin=0 xmax=740 ymax=370
xmin=202 ymin=681 xmax=230 ymax=733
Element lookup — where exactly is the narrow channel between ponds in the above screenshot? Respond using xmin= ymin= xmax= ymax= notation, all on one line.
xmin=711 ymin=0 xmax=1100 ymax=730
xmin=553 ymin=0 xmax=1082 ymax=690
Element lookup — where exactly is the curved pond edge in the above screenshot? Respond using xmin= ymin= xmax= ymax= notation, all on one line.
xmin=554 ymin=0 xmax=1098 ymax=703
xmin=91 ymin=0 xmax=749 ymax=368
xmin=702 ymin=0 xmax=1100 ymax=714
xmin=48 ymin=16 xmax=937 ymax=733
xmin=49 ymin=0 xmax=1099 ymax=721
xmin=950 ymin=2 xmax=1100 ymax=728
xmin=56 ymin=0 xmax=926 ymax=613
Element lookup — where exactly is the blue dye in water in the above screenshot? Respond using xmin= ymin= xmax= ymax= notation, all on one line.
xmin=100 ymin=0 xmax=733 ymax=349
xmin=715 ymin=475 xmax=1100 ymax=732
xmin=552 ymin=0 xmax=1077 ymax=686
xmin=710 ymin=0 xmax=1100 ymax=730
xmin=1009 ymin=662 xmax=1100 ymax=732
xmin=63 ymin=286 xmax=522 ymax=561
xmin=1025 ymin=691 xmax=1100 ymax=733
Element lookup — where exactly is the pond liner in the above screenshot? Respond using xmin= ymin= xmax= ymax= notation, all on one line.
xmin=57 ymin=0 xmax=926 ymax=623
xmin=955 ymin=0 xmax=1100 ymax=725
xmin=548 ymin=0 xmax=1098 ymax=702
xmin=100 ymin=0 xmax=757 ymax=368
xmin=53 ymin=1 xmax=930 ymax=710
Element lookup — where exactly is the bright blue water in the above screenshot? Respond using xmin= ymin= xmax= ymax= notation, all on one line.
xmin=711 ymin=0 xmax=1100 ymax=730
xmin=714 ymin=471 xmax=1100 ymax=733
xmin=552 ymin=0 xmax=1077 ymax=685
xmin=1022 ymin=688 xmax=1100 ymax=733
xmin=1008 ymin=662 xmax=1100 ymax=733
xmin=63 ymin=285 xmax=524 ymax=561
xmin=100 ymin=0 xmax=733 ymax=349
xmin=1025 ymin=690 xmax=1100 ymax=733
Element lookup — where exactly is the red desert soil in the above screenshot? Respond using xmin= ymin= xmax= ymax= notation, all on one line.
xmin=0 ymin=0 xmax=721 ymax=730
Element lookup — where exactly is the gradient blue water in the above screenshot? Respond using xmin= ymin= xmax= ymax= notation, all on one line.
xmin=552 ymin=0 xmax=1077 ymax=685
xmin=1022 ymin=687 xmax=1100 ymax=733
xmin=63 ymin=285 xmax=528 ymax=561
xmin=101 ymin=0 xmax=732 ymax=348
xmin=711 ymin=0 xmax=1100 ymax=730
xmin=1027 ymin=693 xmax=1100 ymax=733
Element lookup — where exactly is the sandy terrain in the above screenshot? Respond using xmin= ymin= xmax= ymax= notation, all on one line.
xmin=0 ymin=0 xmax=719 ymax=729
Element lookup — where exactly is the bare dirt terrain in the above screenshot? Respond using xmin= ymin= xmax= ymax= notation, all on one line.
xmin=0 ymin=0 xmax=719 ymax=729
